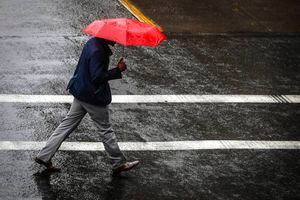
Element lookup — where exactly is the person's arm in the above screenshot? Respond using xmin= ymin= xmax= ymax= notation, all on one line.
xmin=89 ymin=51 xmax=123 ymax=86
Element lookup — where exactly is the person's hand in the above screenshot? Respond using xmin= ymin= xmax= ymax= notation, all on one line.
xmin=117 ymin=57 xmax=127 ymax=72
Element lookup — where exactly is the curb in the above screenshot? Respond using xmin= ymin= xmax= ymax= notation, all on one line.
xmin=118 ymin=0 xmax=163 ymax=31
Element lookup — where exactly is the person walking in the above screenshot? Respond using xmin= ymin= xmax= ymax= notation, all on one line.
xmin=35 ymin=37 xmax=139 ymax=174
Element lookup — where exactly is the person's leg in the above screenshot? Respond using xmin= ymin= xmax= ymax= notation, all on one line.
xmin=36 ymin=98 xmax=87 ymax=163
xmin=80 ymin=101 xmax=126 ymax=168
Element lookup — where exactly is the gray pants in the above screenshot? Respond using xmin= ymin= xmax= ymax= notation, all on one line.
xmin=37 ymin=98 xmax=126 ymax=168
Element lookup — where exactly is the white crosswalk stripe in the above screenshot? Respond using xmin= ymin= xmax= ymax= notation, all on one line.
xmin=0 ymin=94 xmax=300 ymax=103
xmin=0 ymin=140 xmax=299 ymax=151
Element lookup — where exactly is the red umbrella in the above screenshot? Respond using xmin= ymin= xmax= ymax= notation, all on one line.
xmin=83 ymin=18 xmax=167 ymax=47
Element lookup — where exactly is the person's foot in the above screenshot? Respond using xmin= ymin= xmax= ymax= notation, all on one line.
xmin=112 ymin=160 xmax=140 ymax=174
xmin=34 ymin=157 xmax=61 ymax=172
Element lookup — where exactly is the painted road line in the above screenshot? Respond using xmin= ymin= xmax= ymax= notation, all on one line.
xmin=0 ymin=141 xmax=299 ymax=151
xmin=118 ymin=0 xmax=163 ymax=31
xmin=0 ymin=94 xmax=300 ymax=103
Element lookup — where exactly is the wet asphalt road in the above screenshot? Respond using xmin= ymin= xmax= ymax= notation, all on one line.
xmin=131 ymin=0 xmax=300 ymax=33
xmin=0 ymin=0 xmax=300 ymax=199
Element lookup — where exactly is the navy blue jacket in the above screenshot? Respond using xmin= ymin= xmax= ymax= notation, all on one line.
xmin=66 ymin=37 xmax=122 ymax=105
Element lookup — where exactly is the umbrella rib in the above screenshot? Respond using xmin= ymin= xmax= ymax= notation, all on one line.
xmin=125 ymin=20 xmax=129 ymax=46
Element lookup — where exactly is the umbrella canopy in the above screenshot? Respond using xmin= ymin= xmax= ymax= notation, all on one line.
xmin=83 ymin=18 xmax=167 ymax=47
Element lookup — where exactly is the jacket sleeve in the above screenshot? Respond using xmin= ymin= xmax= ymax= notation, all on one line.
xmin=89 ymin=50 xmax=122 ymax=85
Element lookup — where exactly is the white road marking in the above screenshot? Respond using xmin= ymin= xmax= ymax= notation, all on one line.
xmin=0 ymin=140 xmax=299 ymax=151
xmin=0 ymin=94 xmax=299 ymax=103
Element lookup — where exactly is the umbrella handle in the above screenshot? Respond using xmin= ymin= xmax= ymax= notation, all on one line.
xmin=122 ymin=45 xmax=125 ymax=58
